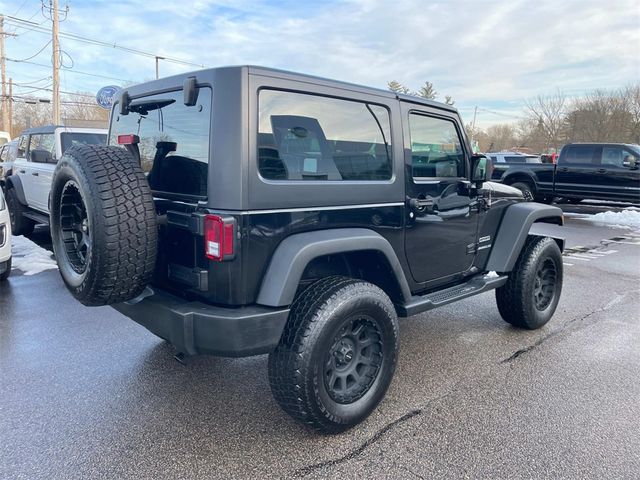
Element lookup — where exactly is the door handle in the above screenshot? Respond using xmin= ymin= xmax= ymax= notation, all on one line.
xmin=409 ymin=196 xmax=435 ymax=212
xmin=558 ymin=167 xmax=570 ymax=172
xmin=19 ymin=169 xmax=25 ymax=174
xmin=595 ymin=168 xmax=607 ymax=174
xmin=32 ymin=172 xmax=39 ymax=176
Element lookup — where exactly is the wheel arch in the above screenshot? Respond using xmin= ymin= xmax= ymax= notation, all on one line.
xmin=255 ymin=228 xmax=412 ymax=307
xmin=485 ymin=203 xmax=564 ymax=273
xmin=502 ymin=172 xmax=538 ymax=191
xmin=5 ymin=175 xmax=28 ymax=206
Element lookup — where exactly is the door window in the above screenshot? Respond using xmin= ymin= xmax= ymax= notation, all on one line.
xmin=258 ymin=89 xmax=392 ymax=181
xmin=563 ymin=145 xmax=598 ymax=165
xmin=17 ymin=136 xmax=28 ymax=158
xmin=408 ymin=113 xmax=465 ymax=178
xmin=28 ymin=134 xmax=55 ymax=163
xmin=601 ymin=146 xmax=630 ymax=168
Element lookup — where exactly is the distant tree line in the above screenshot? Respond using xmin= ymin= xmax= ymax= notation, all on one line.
xmin=3 ymin=92 xmax=109 ymax=137
xmin=467 ymin=84 xmax=640 ymax=153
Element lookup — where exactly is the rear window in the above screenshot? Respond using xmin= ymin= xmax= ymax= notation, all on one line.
xmin=563 ymin=145 xmax=598 ymax=164
xmin=61 ymin=133 xmax=107 ymax=155
xmin=110 ymin=87 xmax=212 ymax=198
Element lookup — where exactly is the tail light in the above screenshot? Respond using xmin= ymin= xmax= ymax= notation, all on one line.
xmin=204 ymin=214 xmax=235 ymax=261
xmin=117 ymin=134 xmax=140 ymax=145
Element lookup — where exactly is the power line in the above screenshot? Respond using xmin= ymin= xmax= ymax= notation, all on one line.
xmin=4 ymin=14 xmax=206 ymax=68
xmin=11 ymin=38 xmax=51 ymax=62
xmin=6 ymin=57 xmax=135 ymax=83
xmin=11 ymin=83 xmax=95 ymax=98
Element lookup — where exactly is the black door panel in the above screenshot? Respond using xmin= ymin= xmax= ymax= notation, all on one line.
xmin=402 ymin=107 xmax=479 ymax=287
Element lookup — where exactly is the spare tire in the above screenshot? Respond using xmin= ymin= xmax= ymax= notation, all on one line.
xmin=50 ymin=144 xmax=157 ymax=306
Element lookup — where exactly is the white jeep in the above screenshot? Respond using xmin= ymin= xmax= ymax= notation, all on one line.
xmin=4 ymin=125 xmax=107 ymax=235
xmin=0 ymin=188 xmax=11 ymax=280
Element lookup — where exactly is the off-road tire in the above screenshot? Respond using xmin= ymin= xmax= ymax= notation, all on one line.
xmin=268 ymin=276 xmax=399 ymax=433
xmin=5 ymin=187 xmax=35 ymax=236
xmin=510 ymin=182 xmax=534 ymax=202
xmin=0 ymin=257 xmax=11 ymax=281
xmin=50 ymin=144 xmax=157 ymax=306
xmin=496 ymin=236 xmax=562 ymax=329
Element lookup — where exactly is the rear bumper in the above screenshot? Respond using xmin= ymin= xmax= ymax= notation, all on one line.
xmin=112 ymin=287 xmax=290 ymax=357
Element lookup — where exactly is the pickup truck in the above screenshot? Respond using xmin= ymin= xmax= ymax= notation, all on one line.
xmin=3 ymin=125 xmax=107 ymax=235
xmin=491 ymin=143 xmax=640 ymax=203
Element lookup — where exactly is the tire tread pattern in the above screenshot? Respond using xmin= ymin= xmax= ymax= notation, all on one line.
xmin=268 ymin=276 xmax=398 ymax=433
xmin=52 ymin=144 xmax=157 ymax=306
xmin=496 ymin=236 xmax=562 ymax=329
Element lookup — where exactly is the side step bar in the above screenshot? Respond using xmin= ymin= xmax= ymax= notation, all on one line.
xmin=23 ymin=210 xmax=50 ymax=226
xmin=397 ymin=274 xmax=508 ymax=317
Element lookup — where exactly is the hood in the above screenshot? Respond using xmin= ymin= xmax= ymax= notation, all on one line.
xmin=486 ymin=181 xmax=524 ymax=200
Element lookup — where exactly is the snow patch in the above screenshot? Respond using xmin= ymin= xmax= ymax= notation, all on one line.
xmin=587 ymin=210 xmax=640 ymax=230
xmin=11 ymin=236 xmax=58 ymax=275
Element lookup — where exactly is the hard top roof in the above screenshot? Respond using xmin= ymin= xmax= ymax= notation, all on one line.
xmin=122 ymin=65 xmax=458 ymax=114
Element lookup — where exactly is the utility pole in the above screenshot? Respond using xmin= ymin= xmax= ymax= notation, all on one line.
xmin=8 ymin=77 xmax=12 ymax=136
xmin=1 ymin=15 xmax=8 ymax=132
xmin=52 ymin=0 xmax=61 ymax=125
xmin=471 ymin=106 xmax=478 ymax=131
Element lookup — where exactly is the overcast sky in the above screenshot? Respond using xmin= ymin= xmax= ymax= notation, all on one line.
xmin=1 ymin=0 xmax=639 ymax=127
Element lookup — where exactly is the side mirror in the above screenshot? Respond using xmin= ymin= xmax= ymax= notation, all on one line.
xmin=623 ymin=155 xmax=638 ymax=170
xmin=471 ymin=154 xmax=492 ymax=187
xmin=30 ymin=148 xmax=53 ymax=164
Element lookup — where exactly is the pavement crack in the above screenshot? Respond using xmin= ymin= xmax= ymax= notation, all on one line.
xmin=500 ymin=294 xmax=630 ymax=364
xmin=293 ymin=409 xmax=423 ymax=478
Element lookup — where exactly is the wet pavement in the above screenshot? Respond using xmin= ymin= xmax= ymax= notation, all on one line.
xmin=1 ymin=201 xmax=639 ymax=479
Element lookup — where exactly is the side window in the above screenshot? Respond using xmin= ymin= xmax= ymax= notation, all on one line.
xmin=28 ymin=134 xmax=55 ymax=163
xmin=409 ymin=113 xmax=465 ymax=178
xmin=563 ymin=146 xmax=598 ymax=165
xmin=258 ymin=90 xmax=392 ymax=181
xmin=601 ymin=146 xmax=626 ymax=167
xmin=17 ymin=135 xmax=28 ymax=158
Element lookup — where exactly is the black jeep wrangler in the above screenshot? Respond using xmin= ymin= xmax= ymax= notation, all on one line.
xmin=49 ymin=66 xmax=564 ymax=433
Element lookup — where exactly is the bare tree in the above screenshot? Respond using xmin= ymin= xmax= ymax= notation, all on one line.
xmin=525 ymin=90 xmax=567 ymax=151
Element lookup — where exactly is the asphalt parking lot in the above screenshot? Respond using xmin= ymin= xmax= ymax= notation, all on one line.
xmin=1 ymin=202 xmax=639 ymax=479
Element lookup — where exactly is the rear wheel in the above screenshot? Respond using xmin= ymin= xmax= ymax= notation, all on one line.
xmin=496 ymin=236 xmax=563 ymax=329
xmin=510 ymin=182 xmax=534 ymax=202
xmin=50 ymin=144 xmax=157 ymax=306
xmin=268 ymin=276 xmax=399 ymax=433
xmin=5 ymin=187 xmax=35 ymax=236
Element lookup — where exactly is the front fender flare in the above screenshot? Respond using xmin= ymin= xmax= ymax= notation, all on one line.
xmin=6 ymin=175 xmax=28 ymax=206
xmin=256 ymin=228 xmax=412 ymax=307
xmin=485 ymin=202 xmax=564 ymax=273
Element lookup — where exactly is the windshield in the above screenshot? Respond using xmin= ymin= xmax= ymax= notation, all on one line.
xmin=109 ymin=87 xmax=211 ymax=199
xmin=60 ymin=132 xmax=107 ymax=155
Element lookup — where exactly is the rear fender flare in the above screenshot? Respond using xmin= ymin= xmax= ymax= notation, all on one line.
xmin=485 ymin=202 xmax=564 ymax=273
xmin=256 ymin=228 xmax=412 ymax=307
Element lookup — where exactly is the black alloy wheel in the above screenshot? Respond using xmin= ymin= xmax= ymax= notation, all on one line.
xmin=533 ymin=258 xmax=557 ymax=311
xmin=59 ymin=180 xmax=91 ymax=273
xmin=324 ymin=316 xmax=383 ymax=404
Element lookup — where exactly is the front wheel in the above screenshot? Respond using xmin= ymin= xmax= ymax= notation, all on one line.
xmin=510 ymin=182 xmax=535 ymax=202
xmin=496 ymin=236 xmax=563 ymax=329
xmin=268 ymin=276 xmax=399 ymax=433
xmin=5 ymin=188 xmax=35 ymax=236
